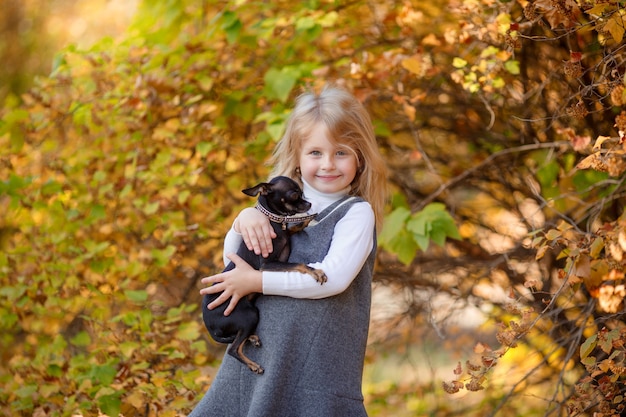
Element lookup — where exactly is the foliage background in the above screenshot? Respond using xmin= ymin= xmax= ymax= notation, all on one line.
xmin=2 ymin=0 xmax=626 ymax=416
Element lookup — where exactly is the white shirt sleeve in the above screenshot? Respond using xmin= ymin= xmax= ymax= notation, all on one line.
xmin=222 ymin=226 xmax=243 ymax=267
xmin=262 ymin=201 xmax=375 ymax=299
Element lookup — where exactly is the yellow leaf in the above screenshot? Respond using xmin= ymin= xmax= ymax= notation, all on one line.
xmin=164 ymin=117 xmax=181 ymax=131
xmin=535 ymin=244 xmax=549 ymax=260
xmin=402 ymin=57 xmax=423 ymax=76
xmin=604 ymin=12 xmax=626 ymax=43
xmin=576 ymin=153 xmax=608 ymax=172
xmin=545 ymin=229 xmax=561 ymax=241
xmin=586 ymin=4 xmax=608 ymax=17
xmin=125 ymin=390 xmax=145 ymax=408
xmin=557 ymin=220 xmax=574 ymax=231
xmin=592 ymin=135 xmax=614 ymax=151
xmin=590 ymin=237 xmax=605 ymax=258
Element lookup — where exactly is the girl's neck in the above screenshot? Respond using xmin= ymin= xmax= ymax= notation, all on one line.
xmin=302 ymin=178 xmax=350 ymax=213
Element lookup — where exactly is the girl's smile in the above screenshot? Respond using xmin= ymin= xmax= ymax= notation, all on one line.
xmin=299 ymin=123 xmax=358 ymax=194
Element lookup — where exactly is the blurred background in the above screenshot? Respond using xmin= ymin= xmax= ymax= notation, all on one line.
xmin=2 ymin=1 xmax=626 ymax=416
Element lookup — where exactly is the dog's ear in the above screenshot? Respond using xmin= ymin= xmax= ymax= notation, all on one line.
xmin=242 ymin=183 xmax=272 ymax=197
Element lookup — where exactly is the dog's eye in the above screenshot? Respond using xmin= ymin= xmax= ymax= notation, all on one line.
xmin=286 ymin=190 xmax=299 ymax=201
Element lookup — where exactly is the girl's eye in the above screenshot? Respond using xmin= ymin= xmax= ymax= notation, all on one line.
xmin=310 ymin=150 xmax=322 ymax=156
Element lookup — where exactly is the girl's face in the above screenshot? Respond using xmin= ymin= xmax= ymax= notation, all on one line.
xmin=298 ymin=122 xmax=358 ymax=194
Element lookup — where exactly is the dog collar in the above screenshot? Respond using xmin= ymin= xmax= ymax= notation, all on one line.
xmin=255 ymin=203 xmax=317 ymax=230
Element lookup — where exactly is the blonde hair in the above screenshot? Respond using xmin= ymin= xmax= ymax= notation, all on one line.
xmin=268 ymin=85 xmax=388 ymax=230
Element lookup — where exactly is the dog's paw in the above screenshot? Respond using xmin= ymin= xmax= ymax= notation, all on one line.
xmin=311 ymin=269 xmax=327 ymax=285
xmin=248 ymin=335 xmax=261 ymax=347
xmin=251 ymin=365 xmax=264 ymax=375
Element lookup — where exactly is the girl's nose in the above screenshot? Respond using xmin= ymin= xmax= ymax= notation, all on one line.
xmin=321 ymin=156 xmax=335 ymax=170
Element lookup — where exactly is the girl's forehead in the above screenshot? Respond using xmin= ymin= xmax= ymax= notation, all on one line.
xmin=299 ymin=137 xmax=356 ymax=155
xmin=298 ymin=122 xmax=356 ymax=150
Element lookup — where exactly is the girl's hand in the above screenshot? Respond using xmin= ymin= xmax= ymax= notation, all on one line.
xmin=235 ymin=207 xmax=276 ymax=258
xmin=200 ymin=253 xmax=263 ymax=316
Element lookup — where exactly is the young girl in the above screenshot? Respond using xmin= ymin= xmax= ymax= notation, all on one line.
xmin=190 ymin=85 xmax=387 ymax=417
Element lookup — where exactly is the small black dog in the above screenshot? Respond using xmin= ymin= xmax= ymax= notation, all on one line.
xmin=202 ymin=176 xmax=327 ymax=374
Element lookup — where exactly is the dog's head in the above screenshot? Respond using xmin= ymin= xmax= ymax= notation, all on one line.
xmin=242 ymin=176 xmax=311 ymax=216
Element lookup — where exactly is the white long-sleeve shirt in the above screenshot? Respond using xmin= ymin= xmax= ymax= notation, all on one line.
xmin=222 ymin=180 xmax=375 ymax=299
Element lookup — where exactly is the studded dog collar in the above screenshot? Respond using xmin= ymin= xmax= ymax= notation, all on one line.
xmin=255 ymin=202 xmax=317 ymax=230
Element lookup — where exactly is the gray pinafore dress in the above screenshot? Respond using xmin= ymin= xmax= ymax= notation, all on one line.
xmin=189 ymin=196 xmax=374 ymax=417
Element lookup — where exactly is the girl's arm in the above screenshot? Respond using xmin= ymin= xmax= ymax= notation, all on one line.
xmin=226 ymin=207 xmax=276 ymax=260
xmin=201 ymin=202 xmax=374 ymax=314
xmin=262 ymin=202 xmax=374 ymax=298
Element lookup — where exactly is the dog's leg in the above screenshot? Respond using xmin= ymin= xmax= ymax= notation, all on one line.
xmin=290 ymin=264 xmax=327 ymax=284
xmin=262 ymin=262 xmax=327 ymax=284
xmin=227 ymin=329 xmax=264 ymax=374
xmin=288 ymin=218 xmax=313 ymax=234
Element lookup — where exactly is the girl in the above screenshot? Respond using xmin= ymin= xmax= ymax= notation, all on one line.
xmin=190 ymin=85 xmax=387 ymax=417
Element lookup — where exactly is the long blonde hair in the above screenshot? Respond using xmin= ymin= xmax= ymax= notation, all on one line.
xmin=268 ymin=85 xmax=388 ymax=230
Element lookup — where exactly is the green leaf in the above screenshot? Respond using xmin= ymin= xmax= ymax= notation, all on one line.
xmin=264 ymin=66 xmax=301 ymax=103
xmin=266 ymin=120 xmax=287 ymax=141
xmin=295 ymin=16 xmax=316 ymax=31
xmin=178 ymin=190 xmax=191 ymax=204
xmin=413 ymin=232 xmax=430 ymax=251
xmin=429 ymin=227 xmax=447 ymax=247
xmin=47 ymin=364 xmax=63 ymax=378
xmin=97 ymin=391 xmax=121 ymax=417
xmin=88 ymin=204 xmax=106 ymax=222
xmin=407 ymin=212 xmax=430 ymax=236
xmin=70 ymin=331 xmax=92 ymax=347
xmin=379 ymin=207 xmax=411 ymax=245
xmin=581 ymin=355 xmax=596 ymax=367
xmin=151 ymin=245 xmax=176 ymax=266
xmin=90 ymin=363 xmax=118 ymax=386
xmin=580 ymin=334 xmax=597 ymax=360
xmin=125 ymin=290 xmax=148 ymax=302
xmin=388 ymin=230 xmax=419 ymax=265
xmin=143 ymin=201 xmax=160 ymax=215
xmin=0 ymin=174 xmax=32 ymax=196
xmin=438 ymin=217 xmax=462 ymax=240
xmin=452 ymin=57 xmax=467 ymax=68
xmin=119 ymin=341 xmax=140 ymax=359
xmin=15 ymin=385 xmax=38 ymax=398
xmin=175 ymin=321 xmax=201 ymax=341
xmin=408 ymin=203 xmax=460 ymax=247
xmin=197 ymin=141 xmax=214 ymax=157
xmin=536 ymin=160 xmax=559 ymax=192
xmin=504 ymin=60 xmax=520 ymax=75
xmin=221 ymin=11 xmax=242 ymax=44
